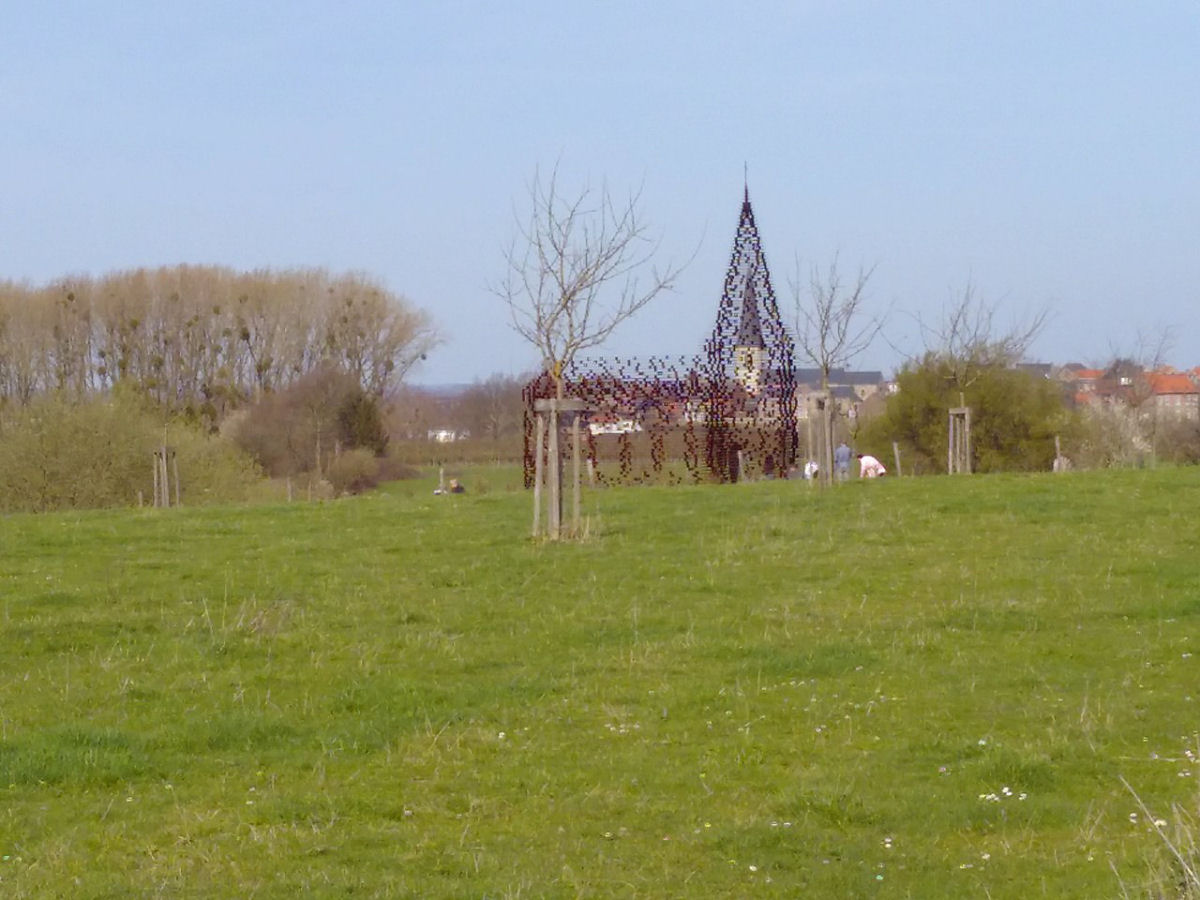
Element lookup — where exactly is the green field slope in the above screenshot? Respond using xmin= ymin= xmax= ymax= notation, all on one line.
xmin=2 ymin=468 xmax=1198 ymax=897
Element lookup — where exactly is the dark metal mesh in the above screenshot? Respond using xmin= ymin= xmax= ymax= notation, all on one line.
xmin=523 ymin=190 xmax=797 ymax=486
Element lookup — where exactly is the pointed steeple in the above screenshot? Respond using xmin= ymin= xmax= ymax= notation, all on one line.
xmin=735 ymin=264 xmax=765 ymax=349
xmin=707 ymin=180 xmax=796 ymax=395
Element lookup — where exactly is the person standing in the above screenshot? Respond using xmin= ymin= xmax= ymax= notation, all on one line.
xmin=834 ymin=441 xmax=852 ymax=482
xmin=857 ymin=453 xmax=887 ymax=478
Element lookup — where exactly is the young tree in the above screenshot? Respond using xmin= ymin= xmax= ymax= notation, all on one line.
xmin=495 ymin=164 xmax=686 ymax=397
xmin=918 ymin=283 xmax=1050 ymax=396
xmin=791 ymin=255 xmax=881 ymax=485
xmin=495 ymin=164 xmax=686 ymax=539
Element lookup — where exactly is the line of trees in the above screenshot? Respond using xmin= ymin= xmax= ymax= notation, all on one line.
xmin=0 ymin=265 xmax=437 ymax=423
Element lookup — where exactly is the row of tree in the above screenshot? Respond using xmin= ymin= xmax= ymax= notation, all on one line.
xmin=0 ymin=265 xmax=438 ymax=423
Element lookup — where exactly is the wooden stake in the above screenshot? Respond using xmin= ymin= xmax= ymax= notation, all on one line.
xmin=532 ymin=412 xmax=545 ymax=538
xmin=571 ymin=411 xmax=582 ymax=538
xmin=547 ymin=404 xmax=561 ymax=539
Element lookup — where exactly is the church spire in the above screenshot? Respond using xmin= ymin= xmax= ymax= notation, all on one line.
xmin=736 ymin=262 xmax=765 ymax=349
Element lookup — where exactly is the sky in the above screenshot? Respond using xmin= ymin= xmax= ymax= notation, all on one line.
xmin=3 ymin=2 xmax=1198 ymax=385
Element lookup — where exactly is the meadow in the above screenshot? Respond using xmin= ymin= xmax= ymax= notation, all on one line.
xmin=2 ymin=465 xmax=1198 ymax=897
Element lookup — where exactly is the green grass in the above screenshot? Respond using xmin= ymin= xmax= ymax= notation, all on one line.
xmin=2 ymin=466 xmax=1199 ymax=897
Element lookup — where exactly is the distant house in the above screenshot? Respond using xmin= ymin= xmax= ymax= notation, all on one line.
xmin=1062 ymin=363 xmax=1200 ymax=422
xmin=1017 ymin=362 xmax=1054 ymax=380
xmin=1146 ymin=372 xmax=1200 ymax=421
xmin=1058 ymin=366 xmax=1105 ymax=407
xmin=793 ymin=367 xmax=885 ymax=420
xmin=427 ymin=429 xmax=467 ymax=443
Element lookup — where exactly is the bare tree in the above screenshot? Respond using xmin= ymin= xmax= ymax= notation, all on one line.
xmin=495 ymin=164 xmax=686 ymax=397
xmin=919 ymin=283 xmax=1050 ymax=394
xmin=791 ymin=254 xmax=882 ymax=485
xmin=0 ymin=266 xmax=437 ymax=420
xmin=454 ymin=373 xmax=529 ymax=443
xmin=1092 ymin=326 xmax=1176 ymax=463
xmin=495 ymin=164 xmax=686 ymax=538
xmin=910 ymin=285 xmax=1051 ymax=475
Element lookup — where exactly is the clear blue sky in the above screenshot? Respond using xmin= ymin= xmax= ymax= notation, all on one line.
xmin=3 ymin=2 xmax=1197 ymax=384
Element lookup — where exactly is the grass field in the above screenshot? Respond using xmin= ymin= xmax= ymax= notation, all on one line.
xmin=2 ymin=465 xmax=1199 ymax=897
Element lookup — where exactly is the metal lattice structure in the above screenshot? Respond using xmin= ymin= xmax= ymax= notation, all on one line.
xmin=523 ymin=186 xmax=797 ymax=486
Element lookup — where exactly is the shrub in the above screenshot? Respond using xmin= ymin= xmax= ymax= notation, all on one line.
xmin=232 ymin=366 xmax=390 ymax=478
xmin=859 ymin=357 xmax=1075 ymax=473
xmin=0 ymin=393 xmax=262 ymax=513
xmin=326 ymin=448 xmax=380 ymax=495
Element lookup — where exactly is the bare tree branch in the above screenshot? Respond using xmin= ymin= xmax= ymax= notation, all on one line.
xmin=494 ymin=164 xmax=687 ymax=396
xmin=917 ymin=283 xmax=1050 ymax=392
xmin=790 ymin=253 xmax=883 ymax=389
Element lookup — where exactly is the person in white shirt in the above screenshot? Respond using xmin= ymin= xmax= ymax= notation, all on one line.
xmin=856 ymin=453 xmax=887 ymax=478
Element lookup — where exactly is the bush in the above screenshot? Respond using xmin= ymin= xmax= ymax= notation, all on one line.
xmin=232 ymin=366 xmax=390 ymax=478
xmin=326 ymin=448 xmax=380 ymax=495
xmin=0 ymin=393 xmax=262 ymax=513
xmin=859 ymin=357 xmax=1075 ymax=474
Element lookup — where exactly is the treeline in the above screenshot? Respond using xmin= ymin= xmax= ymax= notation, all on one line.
xmin=0 ymin=265 xmax=437 ymax=423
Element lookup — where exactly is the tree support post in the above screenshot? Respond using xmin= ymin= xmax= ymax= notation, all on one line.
xmin=571 ymin=411 xmax=582 ymax=537
xmin=532 ymin=411 xmax=545 ymax=538
xmin=949 ymin=407 xmax=971 ymax=474
xmin=533 ymin=399 xmax=589 ymax=540
xmin=152 ymin=446 xmax=177 ymax=507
